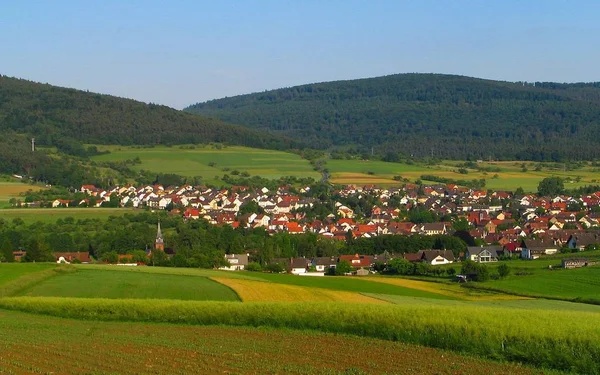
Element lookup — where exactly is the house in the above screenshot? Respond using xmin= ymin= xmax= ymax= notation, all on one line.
xmin=420 ymin=223 xmax=447 ymax=235
xmin=53 ymin=252 xmax=91 ymax=263
xmin=312 ymin=256 xmax=337 ymax=272
xmin=520 ymin=239 xmax=559 ymax=259
xmin=220 ymin=254 xmax=249 ymax=271
xmin=567 ymin=233 xmax=599 ymax=251
xmin=338 ymin=254 xmax=372 ymax=269
xmin=466 ymin=246 xmax=501 ymax=263
xmin=419 ymin=250 xmax=455 ymax=265
xmin=290 ymin=257 xmax=310 ymax=274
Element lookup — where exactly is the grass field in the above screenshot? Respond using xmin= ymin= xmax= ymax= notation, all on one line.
xmin=479 ymin=265 xmax=600 ymax=301
xmin=0 ymin=263 xmax=55 ymax=286
xmin=89 ymin=145 xmax=599 ymax=191
xmin=0 ymin=207 xmax=138 ymax=224
xmin=213 ymin=277 xmax=385 ymax=303
xmin=92 ymin=145 xmax=320 ymax=185
xmin=18 ymin=268 xmax=240 ymax=301
xmin=0 ymin=309 xmax=561 ymax=375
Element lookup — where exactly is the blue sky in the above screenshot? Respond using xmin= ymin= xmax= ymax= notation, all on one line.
xmin=1 ymin=0 xmax=599 ymax=108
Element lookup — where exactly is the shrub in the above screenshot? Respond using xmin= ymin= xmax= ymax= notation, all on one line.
xmin=246 ymin=262 xmax=262 ymax=272
xmin=498 ymin=264 xmax=510 ymax=278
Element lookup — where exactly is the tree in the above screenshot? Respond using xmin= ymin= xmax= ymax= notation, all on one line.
xmin=537 ymin=177 xmax=564 ymax=197
xmin=452 ymin=217 xmax=470 ymax=232
xmin=101 ymin=251 xmax=118 ymax=264
xmin=1 ymin=237 xmax=14 ymax=262
xmin=332 ymin=260 xmax=352 ymax=276
xmin=497 ymin=263 xmax=510 ymax=278
xmin=386 ymin=258 xmax=413 ymax=275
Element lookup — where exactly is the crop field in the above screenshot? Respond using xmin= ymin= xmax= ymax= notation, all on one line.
xmin=240 ymin=271 xmax=456 ymax=299
xmin=0 ymin=207 xmax=138 ymax=224
xmin=362 ymin=276 xmax=527 ymax=301
xmin=213 ymin=277 xmax=385 ymax=303
xmin=91 ymin=145 xmax=320 ymax=185
xmin=18 ymin=269 xmax=240 ymax=301
xmin=1 ymin=297 xmax=599 ymax=373
xmin=0 ymin=181 xmax=44 ymax=208
xmin=326 ymin=159 xmax=598 ymax=191
xmin=0 ymin=309 xmax=561 ymax=375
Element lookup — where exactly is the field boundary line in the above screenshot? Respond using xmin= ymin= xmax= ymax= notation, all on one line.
xmin=0 ymin=266 xmax=74 ymax=298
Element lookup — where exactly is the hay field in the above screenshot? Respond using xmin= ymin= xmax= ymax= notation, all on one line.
xmin=213 ymin=277 xmax=385 ymax=304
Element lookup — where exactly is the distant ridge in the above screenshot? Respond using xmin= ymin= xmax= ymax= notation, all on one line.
xmin=185 ymin=73 xmax=600 ymax=160
xmin=0 ymin=75 xmax=300 ymax=150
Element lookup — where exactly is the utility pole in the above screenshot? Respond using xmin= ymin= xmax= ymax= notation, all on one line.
xmin=31 ymin=138 xmax=35 ymax=152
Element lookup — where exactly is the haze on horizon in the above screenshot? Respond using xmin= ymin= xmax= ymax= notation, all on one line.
xmin=1 ymin=0 xmax=599 ymax=109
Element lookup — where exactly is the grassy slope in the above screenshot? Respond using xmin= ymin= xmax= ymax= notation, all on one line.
xmin=18 ymin=269 xmax=240 ymax=301
xmin=0 ymin=309 xmax=560 ymax=375
xmin=92 ymin=145 xmax=320 ymax=185
xmin=90 ymin=145 xmax=597 ymax=191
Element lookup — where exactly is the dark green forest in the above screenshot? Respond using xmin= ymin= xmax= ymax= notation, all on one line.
xmin=186 ymin=73 xmax=600 ymax=161
xmin=0 ymin=75 xmax=299 ymax=150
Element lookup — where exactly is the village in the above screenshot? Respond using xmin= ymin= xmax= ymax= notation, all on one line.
xmin=18 ymin=181 xmax=599 ymax=275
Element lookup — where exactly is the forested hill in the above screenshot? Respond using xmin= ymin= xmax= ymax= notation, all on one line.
xmin=0 ymin=75 xmax=299 ymax=150
xmin=185 ymin=74 xmax=600 ymax=160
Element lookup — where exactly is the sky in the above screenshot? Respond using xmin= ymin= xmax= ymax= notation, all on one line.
xmin=1 ymin=0 xmax=600 ymax=109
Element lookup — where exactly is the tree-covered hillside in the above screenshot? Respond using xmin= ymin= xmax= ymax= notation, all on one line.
xmin=186 ymin=74 xmax=600 ymax=160
xmin=0 ymin=75 xmax=300 ymax=150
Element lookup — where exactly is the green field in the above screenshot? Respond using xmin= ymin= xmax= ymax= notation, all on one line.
xmin=18 ymin=268 xmax=240 ymax=301
xmin=90 ymin=145 xmax=600 ymax=191
xmin=0 ymin=263 xmax=55 ymax=286
xmin=0 ymin=309 xmax=560 ymax=375
xmin=92 ymin=145 xmax=320 ymax=185
xmin=0 ymin=207 xmax=138 ymax=224
xmin=479 ymin=265 xmax=600 ymax=301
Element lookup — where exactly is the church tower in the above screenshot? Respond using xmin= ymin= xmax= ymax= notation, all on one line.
xmin=155 ymin=220 xmax=164 ymax=251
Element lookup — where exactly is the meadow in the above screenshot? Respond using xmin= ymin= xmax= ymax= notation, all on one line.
xmin=0 ymin=207 xmax=138 ymax=224
xmin=17 ymin=269 xmax=240 ymax=301
xmin=0 ymin=309 xmax=560 ymax=375
xmin=90 ymin=144 xmax=599 ymax=191
xmin=91 ymin=145 xmax=320 ymax=185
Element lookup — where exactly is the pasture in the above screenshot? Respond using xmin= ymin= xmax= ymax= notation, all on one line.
xmin=0 ymin=207 xmax=138 ymax=224
xmin=0 ymin=309 xmax=557 ymax=375
xmin=91 ymin=145 xmax=320 ymax=185
xmin=18 ymin=268 xmax=240 ymax=301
